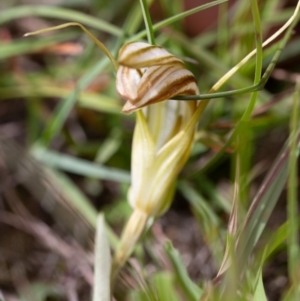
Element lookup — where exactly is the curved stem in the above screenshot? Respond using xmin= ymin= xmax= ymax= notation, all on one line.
xmin=173 ymin=83 xmax=262 ymax=100
xmin=24 ymin=22 xmax=118 ymax=71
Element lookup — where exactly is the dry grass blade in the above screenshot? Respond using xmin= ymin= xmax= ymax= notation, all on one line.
xmin=93 ymin=214 xmax=111 ymax=301
xmin=0 ymin=212 xmax=93 ymax=285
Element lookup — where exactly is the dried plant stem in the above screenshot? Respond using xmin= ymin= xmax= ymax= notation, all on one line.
xmin=24 ymin=22 xmax=118 ymax=70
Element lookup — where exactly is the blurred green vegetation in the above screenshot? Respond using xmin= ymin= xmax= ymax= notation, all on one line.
xmin=0 ymin=0 xmax=300 ymax=300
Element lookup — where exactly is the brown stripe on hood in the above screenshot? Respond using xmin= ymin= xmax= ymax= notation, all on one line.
xmin=122 ymin=74 xmax=197 ymax=113
xmin=119 ymin=44 xmax=182 ymax=68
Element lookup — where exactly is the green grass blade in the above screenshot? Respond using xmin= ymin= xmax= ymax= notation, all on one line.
xmin=287 ymin=83 xmax=300 ymax=286
xmin=122 ymin=0 xmax=147 ymax=36
xmin=239 ymin=0 xmax=262 ymax=119
xmin=165 ymin=241 xmax=202 ymax=301
xmin=252 ymin=269 xmax=268 ymax=301
xmin=217 ymin=1 xmax=229 ymax=62
xmin=0 ymin=86 xmax=121 ymax=114
xmin=236 ymin=133 xmax=300 ymax=269
xmin=262 ymin=222 xmax=288 ymax=262
xmin=153 ymin=272 xmax=181 ymax=301
xmin=31 ymin=147 xmax=130 ymax=183
xmin=0 ymin=5 xmax=122 ymax=36
xmin=139 ymin=0 xmax=155 ymax=45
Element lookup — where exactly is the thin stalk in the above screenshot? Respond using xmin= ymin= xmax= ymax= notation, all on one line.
xmin=217 ymin=1 xmax=229 ymax=63
xmin=287 ymin=82 xmax=300 ymax=283
xmin=174 ymin=84 xmax=261 ymax=100
xmin=129 ymin=0 xmax=228 ymax=41
xmin=240 ymin=0 xmax=262 ymax=122
xmin=139 ymin=0 xmax=155 ymax=45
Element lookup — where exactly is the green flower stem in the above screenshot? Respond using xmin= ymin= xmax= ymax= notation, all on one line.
xmin=250 ymin=0 xmax=263 ymax=86
xmin=139 ymin=0 xmax=155 ymax=45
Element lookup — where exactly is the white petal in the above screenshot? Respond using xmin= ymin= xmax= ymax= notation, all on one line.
xmin=116 ymin=66 xmax=141 ymax=101
xmin=146 ymin=101 xmax=179 ymax=150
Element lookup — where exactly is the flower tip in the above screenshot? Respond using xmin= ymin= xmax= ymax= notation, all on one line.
xmin=122 ymin=101 xmax=137 ymax=114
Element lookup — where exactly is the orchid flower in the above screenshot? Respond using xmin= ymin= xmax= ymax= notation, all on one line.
xmin=113 ymin=42 xmax=200 ymax=272
xmin=24 ymin=22 xmax=201 ymax=277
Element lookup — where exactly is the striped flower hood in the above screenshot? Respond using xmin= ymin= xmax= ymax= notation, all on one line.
xmin=117 ymin=42 xmax=198 ymax=113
